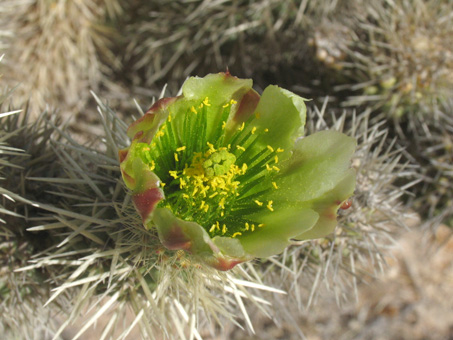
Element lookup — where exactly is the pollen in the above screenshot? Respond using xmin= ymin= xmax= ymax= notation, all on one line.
xmin=190 ymin=106 xmax=197 ymax=114
xmin=155 ymin=130 xmax=165 ymax=138
xmin=169 ymin=170 xmax=179 ymax=179
xmin=230 ymin=99 xmax=237 ymax=105
xmin=245 ymin=222 xmax=250 ymax=231
xmin=251 ymin=224 xmax=255 ymax=232
xmin=232 ymin=232 xmax=242 ymax=238
xmin=258 ymin=223 xmax=265 ymax=228
xmin=167 ymin=114 xmax=172 ymax=122
xmin=251 ymin=126 xmax=257 ymax=134
xmin=176 ymin=146 xmax=186 ymax=152
xmin=272 ymin=181 xmax=279 ymax=189
xmin=149 ymin=160 xmax=156 ymax=171
xmin=182 ymin=193 xmax=189 ymax=199
xmin=236 ymin=145 xmax=245 ymax=151
xmin=264 ymin=128 xmax=269 ymax=133
xmin=276 ymin=148 xmax=284 ymax=153
xmin=207 ymin=142 xmax=216 ymax=153
xmin=267 ymin=145 xmax=274 ymax=152
xmin=209 ymin=224 xmax=216 ymax=233
xmin=274 ymin=155 xmax=279 ymax=164
xmin=266 ymin=200 xmax=274 ymax=212
xmin=174 ymin=153 xmax=179 ymax=162
xmin=203 ymin=97 xmax=211 ymax=106
xmin=266 ymin=163 xmax=272 ymax=171
xmin=239 ymin=122 xmax=245 ymax=131
xmin=222 ymin=224 xmax=227 ymax=234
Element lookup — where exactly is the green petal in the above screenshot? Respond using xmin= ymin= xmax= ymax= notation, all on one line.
xmin=251 ymin=85 xmax=307 ymax=152
xmin=182 ymin=72 xmax=252 ymax=107
xmin=295 ymin=169 xmax=356 ymax=240
xmin=153 ymin=207 xmax=216 ymax=255
xmin=275 ymin=130 xmax=356 ymax=202
xmin=239 ymin=208 xmax=319 ymax=258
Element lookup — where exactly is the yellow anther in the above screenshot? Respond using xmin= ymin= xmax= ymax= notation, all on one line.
xmin=149 ymin=160 xmax=156 ymax=171
xmin=221 ymin=211 xmax=224 ymax=217
xmin=207 ymin=142 xmax=216 ymax=152
xmin=232 ymin=232 xmax=242 ymax=238
xmin=227 ymin=144 xmax=231 ymax=150
xmin=222 ymin=224 xmax=227 ymax=234
xmin=241 ymin=163 xmax=248 ymax=173
xmin=190 ymin=106 xmax=197 ymax=114
xmin=176 ymin=146 xmax=186 ymax=152
xmin=222 ymin=102 xmax=230 ymax=108
xmin=273 ymin=166 xmax=280 ymax=172
xmin=160 ymin=182 xmax=166 ymax=188
xmin=174 ymin=153 xmax=179 ymax=162
xmin=230 ymin=99 xmax=237 ymax=105
xmin=209 ymin=224 xmax=216 ymax=233
xmin=272 ymin=181 xmax=279 ymax=189
xmin=251 ymin=126 xmax=257 ymax=134
xmin=254 ymin=200 xmax=263 ymax=206
xmin=239 ymin=122 xmax=245 ymax=131
xmin=236 ymin=145 xmax=245 ymax=152
xmin=193 ymin=187 xmax=199 ymax=196
xmin=266 ymin=164 xmax=272 ymax=171
xmin=274 ymin=155 xmax=279 ymax=164
xmin=209 ymin=192 xmax=219 ymax=198
xmin=222 ymin=121 xmax=226 ymax=129
xmin=245 ymin=222 xmax=250 ymax=231
xmin=216 ymin=221 xmax=220 ymax=230
xmin=203 ymin=97 xmax=211 ymax=106
xmin=200 ymin=201 xmax=205 ymax=210
xmin=182 ymin=193 xmax=189 ymax=199
xmin=168 ymin=114 xmax=172 ymax=122
xmin=264 ymin=128 xmax=269 ymax=133
xmin=276 ymin=148 xmax=284 ymax=153
xmin=258 ymin=223 xmax=265 ymax=228
xmin=203 ymin=204 xmax=209 ymax=212
xmin=267 ymin=145 xmax=274 ymax=152
xmin=155 ymin=130 xmax=165 ymax=138
xmin=266 ymin=201 xmax=274 ymax=212
xmin=169 ymin=170 xmax=179 ymax=179
xmin=142 ymin=146 xmax=150 ymax=151
xmin=251 ymin=224 xmax=255 ymax=232
xmin=151 ymin=143 xmax=156 ymax=148
xmin=219 ymin=197 xmax=225 ymax=209
xmin=179 ymin=178 xmax=186 ymax=188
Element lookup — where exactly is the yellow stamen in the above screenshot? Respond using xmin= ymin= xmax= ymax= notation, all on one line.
xmin=209 ymin=224 xmax=216 ymax=233
xmin=273 ymin=165 xmax=280 ymax=172
xmin=203 ymin=97 xmax=211 ymax=106
xmin=169 ymin=170 xmax=179 ymax=179
xmin=190 ymin=106 xmax=197 ymax=114
xmin=239 ymin=122 xmax=245 ymax=131
xmin=274 ymin=155 xmax=279 ymax=164
xmin=232 ymin=232 xmax=242 ymax=238
xmin=160 ymin=182 xmax=166 ymax=188
xmin=174 ymin=153 xmax=179 ymax=162
xmin=219 ymin=197 xmax=225 ymax=209
xmin=276 ymin=148 xmax=284 ymax=153
xmin=200 ymin=201 xmax=205 ymax=210
xmin=266 ymin=201 xmax=274 ymax=212
xmin=209 ymin=192 xmax=219 ymax=198
xmin=149 ymin=160 xmax=156 ymax=171
xmin=251 ymin=224 xmax=255 ymax=232
xmin=267 ymin=145 xmax=274 ymax=152
xmin=176 ymin=146 xmax=186 ymax=152
xmin=207 ymin=142 xmax=216 ymax=152
xmin=168 ymin=114 xmax=172 ymax=122
xmin=221 ymin=211 xmax=224 ymax=217
xmin=245 ymin=222 xmax=250 ymax=231
xmin=155 ymin=130 xmax=164 ymax=138
xmin=254 ymin=200 xmax=263 ymax=206
xmin=258 ymin=223 xmax=265 ymax=228
xmin=222 ymin=121 xmax=226 ymax=129
xmin=272 ymin=181 xmax=279 ymax=189
xmin=266 ymin=164 xmax=272 ymax=171
xmin=251 ymin=126 xmax=257 ymax=134
xmin=222 ymin=224 xmax=227 ymax=234
xmin=236 ymin=145 xmax=245 ymax=151
xmin=241 ymin=163 xmax=248 ymax=173
xmin=203 ymin=204 xmax=209 ymax=212
xmin=182 ymin=193 xmax=189 ymax=199
xmin=264 ymin=128 xmax=269 ymax=133
xmin=230 ymin=99 xmax=237 ymax=105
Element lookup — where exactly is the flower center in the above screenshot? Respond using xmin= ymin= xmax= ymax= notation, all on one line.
xmin=138 ymin=97 xmax=283 ymax=238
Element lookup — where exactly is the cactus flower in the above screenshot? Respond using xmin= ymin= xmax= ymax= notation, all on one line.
xmin=119 ymin=73 xmax=356 ymax=270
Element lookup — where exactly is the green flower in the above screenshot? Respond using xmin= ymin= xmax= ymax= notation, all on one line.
xmin=120 ymin=72 xmax=356 ymax=270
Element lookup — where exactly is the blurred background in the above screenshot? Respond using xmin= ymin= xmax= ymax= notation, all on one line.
xmin=1 ymin=0 xmax=452 ymax=339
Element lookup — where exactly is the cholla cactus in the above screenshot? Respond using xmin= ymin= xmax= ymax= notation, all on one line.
xmin=0 ymin=0 xmax=121 ymax=116
xmin=405 ymin=99 xmax=453 ymax=227
xmin=336 ymin=0 xmax=453 ymax=117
